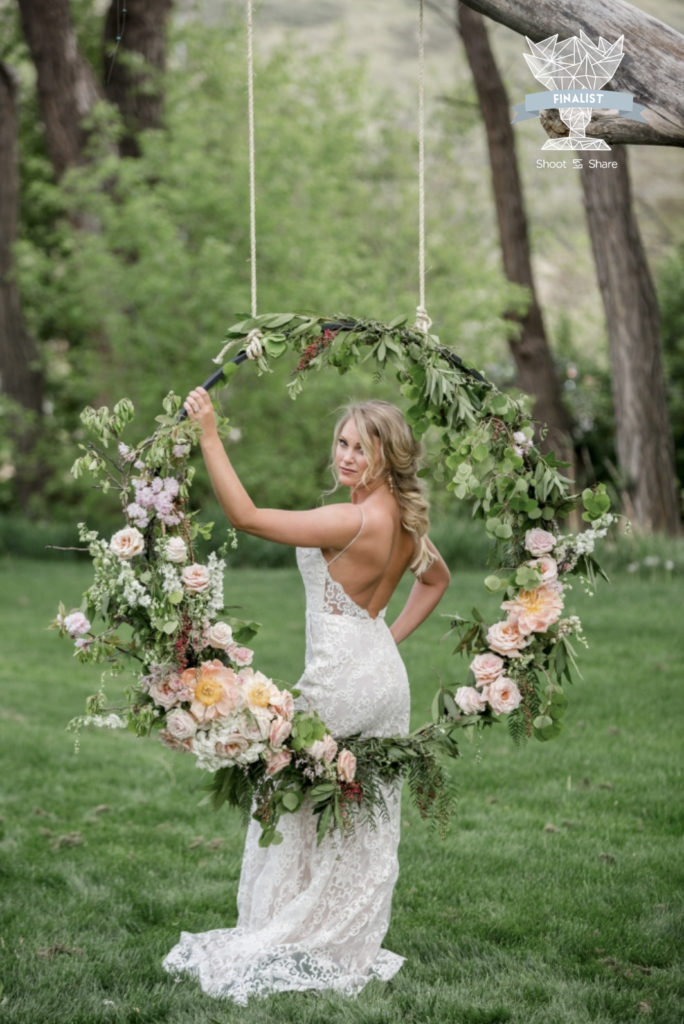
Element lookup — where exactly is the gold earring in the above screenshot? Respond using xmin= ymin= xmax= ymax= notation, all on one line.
xmin=387 ymin=474 xmax=394 ymax=494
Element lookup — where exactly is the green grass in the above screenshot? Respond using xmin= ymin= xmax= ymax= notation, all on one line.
xmin=1 ymin=556 xmax=683 ymax=1024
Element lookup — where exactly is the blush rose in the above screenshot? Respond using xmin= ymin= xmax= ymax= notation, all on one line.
xmin=110 ymin=526 xmax=145 ymax=559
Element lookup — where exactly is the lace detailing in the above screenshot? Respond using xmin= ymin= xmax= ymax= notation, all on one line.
xmin=162 ymin=542 xmax=410 ymax=1003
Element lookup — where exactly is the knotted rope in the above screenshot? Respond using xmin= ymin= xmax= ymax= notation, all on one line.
xmin=415 ymin=0 xmax=431 ymax=336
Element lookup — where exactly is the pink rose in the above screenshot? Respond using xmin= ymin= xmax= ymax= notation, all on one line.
xmin=527 ymin=556 xmax=558 ymax=584
xmin=486 ymin=620 xmax=529 ymax=657
xmin=502 ymin=583 xmax=564 ymax=635
xmin=524 ymin=528 xmax=556 ymax=557
xmin=265 ymin=748 xmax=293 ymax=777
xmin=308 ymin=734 xmax=338 ymax=764
xmin=226 ymin=642 xmax=254 ymax=667
xmin=455 ymin=686 xmax=487 ymax=715
xmin=110 ymin=526 xmax=145 ymax=559
xmin=181 ymin=563 xmax=210 ymax=592
xmin=336 ymin=748 xmax=357 ymax=783
xmin=486 ymin=676 xmax=523 ymax=714
xmin=469 ymin=652 xmax=505 ymax=687
xmin=159 ymin=729 xmax=192 ymax=753
xmin=165 ymin=708 xmax=197 ymax=741
xmin=269 ymin=716 xmax=292 ymax=749
xmin=148 ymin=672 xmax=188 ymax=711
xmin=213 ymin=732 xmax=250 ymax=761
xmin=64 ymin=611 xmax=91 ymax=637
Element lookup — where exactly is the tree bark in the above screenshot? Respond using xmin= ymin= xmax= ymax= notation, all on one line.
xmin=457 ymin=0 xmax=684 ymax=146
xmin=457 ymin=4 xmax=575 ymax=469
xmin=0 ymin=62 xmax=43 ymax=504
xmin=580 ymin=147 xmax=680 ymax=533
xmin=17 ymin=0 xmax=101 ymax=178
xmin=103 ymin=0 xmax=174 ymax=157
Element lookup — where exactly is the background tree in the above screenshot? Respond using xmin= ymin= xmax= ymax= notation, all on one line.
xmin=456 ymin=3 xmax=575 ymax=471
xmin=456 ymin=0 xmax=684 ymax=146
xmin=580 ymin=148 xmax=680 ymax=534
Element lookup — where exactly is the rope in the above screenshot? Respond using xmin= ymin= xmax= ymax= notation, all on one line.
xmin=246 ymin=0 xmax=258 ymax=319
xmin=415 ymin=0 xmax=431 ymax=336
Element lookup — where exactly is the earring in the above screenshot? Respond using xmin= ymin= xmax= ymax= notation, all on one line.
xmin=387 ymin=473 xmax=395 ymax=494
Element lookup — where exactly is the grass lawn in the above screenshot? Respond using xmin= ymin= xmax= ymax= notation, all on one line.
xmin=1 ymin=555 xmax=682 ymax=1024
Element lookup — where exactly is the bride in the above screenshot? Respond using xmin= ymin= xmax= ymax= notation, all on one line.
xmin=163 ymin=389 xmax=450 ymax=1003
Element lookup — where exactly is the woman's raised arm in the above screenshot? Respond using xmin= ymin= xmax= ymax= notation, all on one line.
xmin=185 ymin=387 xmax=362 ymax=550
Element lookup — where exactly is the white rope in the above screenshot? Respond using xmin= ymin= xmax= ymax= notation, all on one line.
xmin=246 ymin=0 xmax=258 ymax=318
xmin=415 ymin=0 xmax=431 ymax=336
xmin=244 ymin=328 xmax=264 ymax=361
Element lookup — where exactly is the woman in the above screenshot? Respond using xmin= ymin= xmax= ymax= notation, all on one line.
xmin=163 ymin=390 xmax=450 ymax=1003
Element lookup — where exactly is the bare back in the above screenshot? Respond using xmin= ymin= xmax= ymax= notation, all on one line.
xmin=320 ymin=494 xmax=416 ymax=619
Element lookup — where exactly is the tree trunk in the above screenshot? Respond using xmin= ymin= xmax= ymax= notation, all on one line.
xmin=457 ymin=4 xmax=575 ymax=470
xmin=17 ymin=0 xmax=101 ymax=178
xmin=580 ymin=147 xmax=680 ymax=533
xmin=0 ymin=63 xmax=43 ymax=505
xmin=103 ymin=0 xmax=174 ymax=157
xmin=457 ymin=0 xmax=684 ymax=146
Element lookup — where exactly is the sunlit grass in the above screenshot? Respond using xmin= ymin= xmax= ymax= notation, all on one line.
xmin=1 ymin=557 xmax=682 ymax=1023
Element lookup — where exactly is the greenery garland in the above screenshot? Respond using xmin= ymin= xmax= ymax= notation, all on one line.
xmin=54 ymin=311 xmax=613 ymax=846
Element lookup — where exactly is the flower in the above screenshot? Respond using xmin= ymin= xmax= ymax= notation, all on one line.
xmin=486 ymin=676 xmax=522 ymax=714
xmin=185 ymin=660 xmax=242 ymax=722
xmin=165 ymin=537 xmax=187 ymax=564
xmin=271 ymin=687 xmax=294 ymax=721
xmin=269 ymin=716 xmax=292 ymax=748
xmin=524 ymin=528 xmax=556 ymax=557
xmin=486 ymin=620 xmax=529 ymax=657
xmin=469 ymin=652 xmax=504 ymax=687
xmin=308 ymin=734 xmax=338 ymax=764
xmin=148 ymin=672 xmax=190 ymax=711
xmin=512 ymin=430 xmax=533 ymax=457
xmin=165 ymin=708 xmax=198 ymax=741
xmin=172 ymin=443 xmax=190 ymax=458
xmin=336 ymin=748 xmax=357 ymax=783
xmin=455 ymin=686 xmax=487 ymax=715
xmin=527 ymin=555 xmax=558 ymax=584
xmin=110 ymin=526 xmax=145 ymax=559
xmin=205 ymin=621 xmax=233 ymax=649
xmin=63 ymin=611 xmax=91 ymax=637
xmin=239 ymin=668 xmax=279 ymax=710
xmin=503 ymin=584 xmax=564 ymax=635
xmin=181 ymin=563 xmax=210 ymax=592
xmin=226 ymin=643 xmax=254 ymax=667
xmin=265 ymin=748 xmax=293 ymax=777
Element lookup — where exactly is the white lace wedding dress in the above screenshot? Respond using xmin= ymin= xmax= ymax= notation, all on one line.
xmin=162 ymin=538 xmax=411 ymax=1003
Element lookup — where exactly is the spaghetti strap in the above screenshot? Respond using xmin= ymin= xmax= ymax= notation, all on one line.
xmin=327 ymin=506 xmax=365 ymax=565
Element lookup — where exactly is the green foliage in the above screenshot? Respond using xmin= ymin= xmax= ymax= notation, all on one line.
xmin=658 ymin=241 xmax=684 ymax=491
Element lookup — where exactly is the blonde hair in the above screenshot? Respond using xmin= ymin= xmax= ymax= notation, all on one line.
xmin=331 ymin=400 xmax=433 ymax=575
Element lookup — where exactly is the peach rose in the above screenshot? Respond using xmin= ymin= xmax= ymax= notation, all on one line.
xmin=269 ymin=716 xmax=292 ymax=749
xmin=336 ymin=748 xmax=357 ymax=783
xmin=181 ymin=563 xmax=210 ymax=592
xmin=308 ymin=734 xmax=338 ymax=764
xmin=524 ymin=528 xmax=556 ymax=557
xmin=165 ymin=708 xmax=197 ymax=741
xmin=486 ymin=676 xmax=523 ymax=714
xmin=185 ymin=660 xmax=242 ymax=722
xmin=503 ymin=583 xmax=564 ymax=635
xmin=455 ymin=686 xmax=487 ymax=715
xmin=469 ymin=652 xmax=505 ymax=687
xmin=527 ymin=555 xmax=558 ymax=585
xmin=486 ymin=620 xmax=529 ymax=657
xmin=110 ymin=526 xmax=145 ymax=559
xmin=205 ymin=621 xmax=233 ymax=649
xmin=265 ymin=748 xmax=293 ymax=777
xmin=148 ymin=672 xmax=189 ymax=710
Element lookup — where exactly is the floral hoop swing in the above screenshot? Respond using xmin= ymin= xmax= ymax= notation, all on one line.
xmin=55 ymin=1 xmax=613 ymax=847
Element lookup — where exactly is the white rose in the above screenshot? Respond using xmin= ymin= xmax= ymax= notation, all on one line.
xmin=165 ymin=708 xmax=198 ymax=741
xmin=455 ymin=686 xmax=487 ymax=715
xmin=110 ymin=526 xmax=145 ymax=559
xmin=205 ymin=621 xmax=233 ymax=649
xmin=165 ymin=537 xmax=187 ymax=563
xmin=181 ymin=563 xmax=210 ymax=592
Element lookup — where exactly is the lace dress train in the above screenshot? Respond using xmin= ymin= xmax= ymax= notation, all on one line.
xmin=162 ymin=544 xmax=410 ymax=1003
